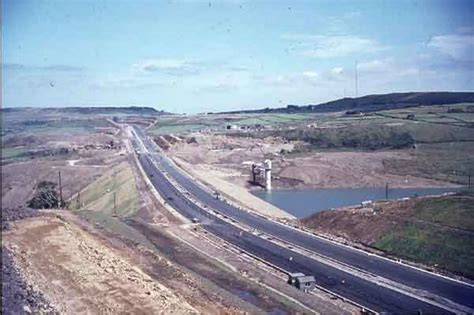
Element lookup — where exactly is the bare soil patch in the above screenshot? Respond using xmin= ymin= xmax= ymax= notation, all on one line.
xmin=168 ymin=134 xmax=455 ymax=190
xmin=301 ymin=199 xmax=416 ymax=245
xmin=2 ymin=215 xmax=195 ymax=314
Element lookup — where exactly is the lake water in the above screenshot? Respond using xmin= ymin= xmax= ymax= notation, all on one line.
xmin=252 ymin=187 xmax=462 ymax=218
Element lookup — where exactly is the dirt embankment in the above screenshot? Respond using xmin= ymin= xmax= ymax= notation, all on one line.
xmin=301 ymin=199 xmax=416 ymax=245
xmin=2 ymin=246 xmax=55 ymax=315
xmin=2 ymin=214 xmax=195 ymax=314
xmin=167 ymin=133 xmax=456 ymax=190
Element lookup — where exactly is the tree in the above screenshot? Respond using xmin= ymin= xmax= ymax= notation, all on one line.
xmin=27 ymin=181 xmax=64 ymax=209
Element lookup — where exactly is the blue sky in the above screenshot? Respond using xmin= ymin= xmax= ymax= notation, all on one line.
xmin=3 ymin=0 xmax=474 ymax=113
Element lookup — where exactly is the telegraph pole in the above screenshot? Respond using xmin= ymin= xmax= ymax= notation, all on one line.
xmin=76 ymin=191 xmax=81 ymax=209
xmin=385 ymin=182 xmax=389 ymax=200
xmin=58 ymin=170 xmax=63 ymax=208
xmin=355 ymin=61 xmax=359 ymax=97
xmin=113 ymin=192 xmax=117 ymax=217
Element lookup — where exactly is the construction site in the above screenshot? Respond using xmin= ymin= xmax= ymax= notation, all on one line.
xmin=2 ymin=100 xmax=474 ymax=314
xmin=1 ymin=108 xmax=355 ymax=314
xmin=4 ymin=0 xmax=474 ymax=311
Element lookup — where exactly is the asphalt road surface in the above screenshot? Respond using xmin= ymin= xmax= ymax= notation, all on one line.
xmin=132 ymin=127 xmax=473 ymax=313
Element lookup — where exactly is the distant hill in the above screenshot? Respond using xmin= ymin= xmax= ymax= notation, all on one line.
xmin=222 ymin=92 xmax=474 ymax=114
xmin=1 ymin=106 xmax=167 ymax=115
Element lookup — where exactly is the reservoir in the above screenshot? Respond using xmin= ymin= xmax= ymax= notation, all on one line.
xmin=252 ymin=187 xmax=462 ymax=218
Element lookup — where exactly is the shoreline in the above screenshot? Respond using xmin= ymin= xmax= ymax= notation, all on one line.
xmin=249 ymin=183 xmax=465 ymax=192
xmin=251 ymin=186 xmax=465 ymax=219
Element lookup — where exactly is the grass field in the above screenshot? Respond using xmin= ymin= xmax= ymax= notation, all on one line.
xmin=148 ymin=104 xmax=474 ymax=141
xmin=3 ymin=118 xmax=112 ymax=135
xmin=1 ymin=147 xmax=29 ymax=159
xmin=149 ymin=113 xmax=318 ymax=135
xmin=374 ymin=193 xmax=474 ymax=278
xmin=149 ymin=123 xmax=210 ymax=135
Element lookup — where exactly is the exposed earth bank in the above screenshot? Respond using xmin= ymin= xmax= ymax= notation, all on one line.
xmin=166 ymin=134 xmax=459 ymax=191
xmin=2 ymin=213 xmax=196 ymax=314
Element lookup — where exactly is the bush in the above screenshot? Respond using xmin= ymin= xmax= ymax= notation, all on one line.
xmin=274 ymin=125 xmax=415 ymax=150
xmin=27 ymin=181 xmax=65 ymax=209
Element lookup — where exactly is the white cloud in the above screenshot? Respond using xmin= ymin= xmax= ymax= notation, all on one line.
xmin=92 ymin=77 xmax=164 ymax=89
xmin=3 ymin=63 xmax=84 ymax=72
xmin=283 ymin=34 xmax=387 ymax=58
xmin=257 ymin=68 xmax=346 ymax=88
xmin=199 ymin=82 xmax=237 ymax=93
xmin=427 ymin=34 xmax=474 ymax=62
xmin=132 ymin=58 xmax=201 ymax=75
xmin=302 ymin=71 xmax=319 ymax=78
xmin=358 ymin=58 xmax=426 ymax=78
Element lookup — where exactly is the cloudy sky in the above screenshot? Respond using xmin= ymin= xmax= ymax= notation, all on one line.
xmin=3 ymin=0 xmax=474 ymax=113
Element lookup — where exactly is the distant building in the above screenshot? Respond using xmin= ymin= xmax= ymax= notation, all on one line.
xmin=225 ymin=125 xmax=238 ymax=130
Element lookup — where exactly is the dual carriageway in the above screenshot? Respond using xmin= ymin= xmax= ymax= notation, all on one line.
xmin=130 ymin=126 xmax=474 ymax=314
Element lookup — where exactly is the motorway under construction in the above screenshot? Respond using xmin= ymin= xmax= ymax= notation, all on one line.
xmin=130 ymin=125 xmax=474 ymax=314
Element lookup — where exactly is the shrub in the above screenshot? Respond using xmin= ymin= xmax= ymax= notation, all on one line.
xmin=27 ymin=181 xmax=65 ymax=209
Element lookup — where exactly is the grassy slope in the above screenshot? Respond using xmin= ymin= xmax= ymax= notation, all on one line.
xmin=222 ymin=92 xmax=474 ymax=114
xmin=74 ymin=161 xmax=138 ymax=217
xmin=412 ymin=195 xmax=474 ymax=230
xmin=375 ymin=223 xmax=474 ymax=278
xmin=69 ymin=160 xmax=155 ymax=248
xmin=374 ymin=193 xmax=474 ymax=278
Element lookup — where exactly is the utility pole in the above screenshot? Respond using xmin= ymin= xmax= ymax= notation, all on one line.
xmin=355 ymin=60 xmax=359 ymax=97
xmin=113 ymin=192 xmax=117 ymax=217
xmin=58 ymin=170 xmax=63 ymax=208
xmin=76 ymin=191 xmax=81 ymax=209
xmin=385 ymin=182 xmax=389 ymax=200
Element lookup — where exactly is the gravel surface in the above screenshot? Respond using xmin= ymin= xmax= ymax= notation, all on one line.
xmin=2 ymin=246 xmax=57 ymax=314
